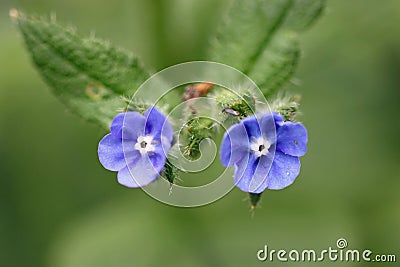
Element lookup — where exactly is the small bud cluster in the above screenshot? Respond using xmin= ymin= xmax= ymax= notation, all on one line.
xmin=215 ymin=89 xmax=256 ymax=119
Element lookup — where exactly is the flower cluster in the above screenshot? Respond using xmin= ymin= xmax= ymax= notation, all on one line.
xmin=98 ymin=106 xmax=308 ymax=197
xmin=220 ymin=113 xmax=308 ymax=193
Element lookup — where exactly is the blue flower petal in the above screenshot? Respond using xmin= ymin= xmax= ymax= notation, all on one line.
xmin=110 ymin=112 xmax=146 ymax=140
xmin=233 ymin=152 xmax=258 ymax=192
xmin=260 ymin=113 xmax=278 ymax=144
xmin=248 ymin=151 xmax=275 ymax=193
xmin=273 ymin=112 xmax=284 ymax=126
xmin=98 ymin=134 xmax=139 ymax=171
xmin=266 ymin=151 xmax=300 ymax=190
xmin=220 ymin=122 xmax=251 ymax=166
xmin=276 ymin=122 xmax=308 ymax=156
xmin=233 ymin=151 xmax=275 ymax=193
xmin=156 ymin=136 xmax=172 ymax=158
xmin=144 ymin=107 xmax=173 ymax=142
xmin=242 ymin=115 xmax=261 ymax=140
xmin=117 ymin=153 xmax=165 ymax=188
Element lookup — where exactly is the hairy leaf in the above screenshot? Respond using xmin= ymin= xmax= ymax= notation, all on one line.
xmin=209 ymin=0 xmax=325 ymax=98
xmin=11 ymin=10 xmax=149 ymax=129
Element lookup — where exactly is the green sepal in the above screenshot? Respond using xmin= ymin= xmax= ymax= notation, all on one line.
xmin=161 ymin=159 xmax=179 ymax=186
xmin=182 ymin=117 xmax=215 ymax=160
xmin=270 ymin=94 xmax=301 ymax=121
xmin=249 ymin=192 xmax=262 ymax=209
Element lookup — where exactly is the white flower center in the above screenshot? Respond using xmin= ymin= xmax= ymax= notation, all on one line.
xmin=250 ymin=136 xmax=271 ymax=158
xmin=134 ymin=135 xmax=157 ymax=155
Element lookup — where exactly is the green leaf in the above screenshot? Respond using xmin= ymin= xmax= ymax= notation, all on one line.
xmin=11 ymin=10 xmax=149 ymax=129
xmin=208 ymin=0 xmax=325 ymax=98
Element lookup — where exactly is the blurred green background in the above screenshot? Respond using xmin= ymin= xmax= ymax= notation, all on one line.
xmin=1 ymin=0 xmax=399 ymax=266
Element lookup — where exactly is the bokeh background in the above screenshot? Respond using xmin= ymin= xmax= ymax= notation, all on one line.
xmin=1 ymin=0 xmax=399 ymax=266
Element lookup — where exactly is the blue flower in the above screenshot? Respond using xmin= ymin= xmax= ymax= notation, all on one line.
xmin=220 ymin=113 xmax=308 ymax=193
xmin=98 ymin=107 xmax=173 ymax=188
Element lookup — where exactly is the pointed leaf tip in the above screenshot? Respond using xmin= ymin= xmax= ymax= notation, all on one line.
xmin=13 ymin=12 xmax=150 ymax=129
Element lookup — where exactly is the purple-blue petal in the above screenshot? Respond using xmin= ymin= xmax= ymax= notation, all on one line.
xmin=260 ymin=113 xmax=278 ymax=144
xmin=144 ymin=107 xmax=173 ymax=142
xmin=247 ymin=151 xmax=275 ymax=193
xmin=233 ymin=151 xmax=275 ymax=193
xmin=266 ymin=151 xmax=300 ymax=190
xmin=276 ymin=122 xmax=308 ymax=157
xmin=117 ymin=152 xmax=166 ymax=188
xmin=98 ymin=134 xmax=139 ymax=171
xmin=273 ymin=112 xmax=284 ymax=126
xmin=233 ymin=153 xmax=258 ymax=192
xmin=110 ymin=112 xmax=146 ymax=140
xmin=220 ymin=122 xmax=250 ymax=166
xmin=242 ymin=115 xmax=261 ymax=140
xmin=156 ymin=136 xmax=172 ymax=158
